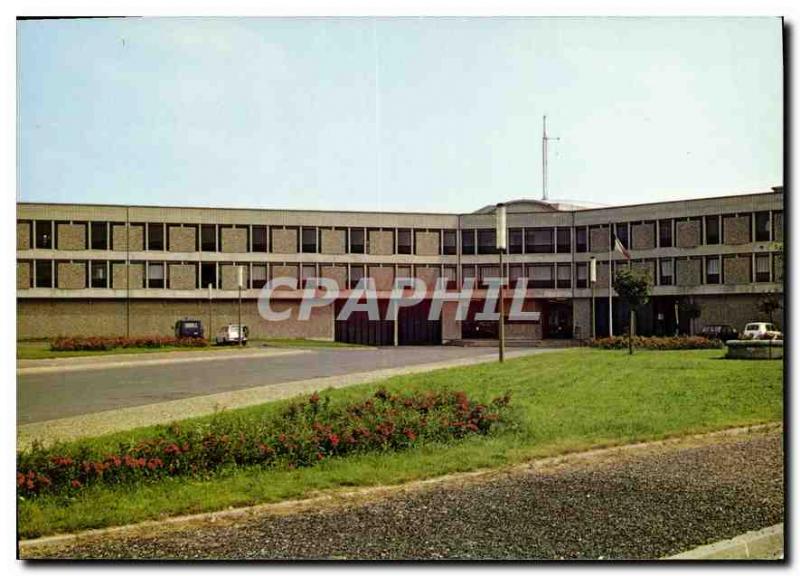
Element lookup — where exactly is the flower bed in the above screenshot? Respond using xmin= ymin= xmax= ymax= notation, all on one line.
xmin=50 ymin=336 xmax=209 ymax=352
xmin=589 ymin=336 xmax=722 ymax=350
xmin=17 ymin=389 xmax=511 ymax=499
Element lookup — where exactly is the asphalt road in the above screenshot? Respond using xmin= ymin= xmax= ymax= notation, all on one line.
xmin=18 ymin=346 xmax=511 ymax=425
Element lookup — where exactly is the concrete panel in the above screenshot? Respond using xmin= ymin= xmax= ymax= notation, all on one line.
xmin=169 ymin=264 xmax=197 ymax=290
xmin=128 ymin=263 xmax=144 ymax=289
xmin=17 ymin=222 xmax=31 ymax=250
xmin=631 ymin=223 xmax=655 ymax=251
xmin=441 ymin=301 xmax=461 ymax=342
xmin=128 ymin=225 xmax=145 ymax=252
xmin=57 ymin=223 xmax=86 ymax=250
xmin=572 ymin=298 xmax=591 ymax=340
xmin=169 ymin=226 xmax=197 ymax=252
xmin=320 ymin=266 xmax=347 ymax=289
xmin=57 ymin=262 xmax=86 ymax=289
xmin=112 ymin=225 xmax=127 ymax=251
xmin=773 ymin=212 xmax=783 ymax=242
xmin=596 ymin=262 xmax=610 ymax=287
xmin=320 ymin=229 xmax=346 ymax=254
xmin=724 ymin=216 xmax=751 ymax=245
xmin=676 ymin=220 xmax=701 ymax=248
xmin=220 ymin=264 xmax=249 ymax=290
xmin=415 ymin=231 xmax=440 ymax=256
xmin=590 ymin=227 xmax=610 ymax=252
xmin=271 ymin=265 xmax=299 ymax=284
xmin=271 ymin=229 xmax=298 ymax=254
xmin=675 ymin=259 xmax=701 ymax=286
xmin=221 ymin=227 xmax=247 ymax=253
xmin=17 ymin=261 xmax=31 ymax=289
xmin=415 ymin=266 xmax=440 ymax=289
xmin=774 ymin=254 xmax=783 ymax=283
xmin=368 ymin=230 xmax=394 ymax=256
xmin=724 ymin=256 xmax=752 ymax=285
xmin=369 ymin=267 xmax=395 ymax=291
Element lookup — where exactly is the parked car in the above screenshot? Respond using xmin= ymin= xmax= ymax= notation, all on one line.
xmin=215 ymin=324 xmax=249 ymax=345
xmin=174 ymin=319 xmax=204 ymax=339
xmin=699 ymin=324 xmax=739 ymax=342
xmin=742 ymin=322 xmax=782 ymax=340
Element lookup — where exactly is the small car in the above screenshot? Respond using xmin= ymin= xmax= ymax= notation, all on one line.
xmin=174 ymin=319 xmax=204 ymax=339
xmin=215 ymin=324 xmax=249 ymax=345
xmin=699 ymin=324 xmax=738 ymax=342
xmin=742 ymin=322 xmax=782 ymax=340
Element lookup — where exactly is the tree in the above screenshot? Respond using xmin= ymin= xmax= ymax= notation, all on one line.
xmin=612 ymin=267 xmax=652 ymax=355
xmin=679 ymin=300 xmax=702 ymax=336
xmin=758 ymin=294 xmax=782 ymax=327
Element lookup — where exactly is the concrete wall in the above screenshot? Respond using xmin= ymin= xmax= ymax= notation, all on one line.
xmin=693 ymin=293 xmax=783 ymax=333
xmin=631 ymin=223 xmax=655 ymax=250
xmin=572 ymin=298 xmax=591 ymax=340
xmin=271 ymin=265 xmax=299 ymax=282
xmin=441 ymin=301 xmax=461 ymax=342
xmin=221 ymin=227 xmax=247 ymax=253
xmin=415 ymin=231 xmax=440 ymax=256
xmin=57 ymin=223 xmax=86 ymax=250
xmin=724 ymin=216 xmax=751 ymax=245
xmin=17 ymin=222 xmax=31 ymax=250
xmin=57 ymin=262 xmax=86 ymax=289
xmin=675 ymin=220 xmax=701 ymax=248
xmin=774 ymin=212 xmax=783 ymax=242
xmin=369 ymin=267 xmax=395 ymax=291
xmin=416 ymin=266 xmax=440 ymax=289
xmin=723 ymin=256 xmax=752 ymax=284
xmin=169 ymin=264 xmax=197 ymax=290
xmin=128 ymin=225 xmax=145 ymax=251
xmin=271 ymin=229 xmax=297 ymax=254
xmin=320 ymin=229 xmax=346 ymax=254
xmin=321 ymin=265 xmax=347 ymax=289
xmin=368 ymin=230 xmax=394 ymax=255
xmin=169 ymin=227 xmax=196 ymax=252
xmin=675 ymin=259 xmax=701 ymax=286
xmin=220 ymin=264 xmax=249 ymax=290
xmin=590 ymin=227 xmax=610 ymax=252
xmin=17 ymin=261 xmax=30 ymax=289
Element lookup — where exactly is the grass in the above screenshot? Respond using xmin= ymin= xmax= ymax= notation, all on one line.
xmin=17 ymin=338 xmax=365 ymax=359
xmin=17 ymin=348 xmax=783 ymax=538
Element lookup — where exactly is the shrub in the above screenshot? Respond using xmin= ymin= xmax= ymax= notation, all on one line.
xmin=50 ymin=336 xmax=209 ymax=352
xmin=17 ymin=389 xmax=512 ymax=499
xmin=589 ymin=336 xmax=722 ymax=350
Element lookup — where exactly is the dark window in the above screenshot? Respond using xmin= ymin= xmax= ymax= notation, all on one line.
xmin=528 ymin=264 xmax=554 ymax=289
xmin=349 ymin=265 xmax=365 ymax=289
xmin=556 ymin=264 xmax=571 ymax=288
xmin=35 ymin=260 xmax=52 ymax=288
xmin=576 ymin=228 xmax=587 ymax=253
xmin=556 ymin=228 xmax=571 ymax=253
xmin=461 ymin=230 xmax=476 ymax=255
xmin=576 ymin=263 xmax=588 ymax=288
xmin=397 ymin=229 xmax=412 ymax=254
xmin=148 ymin=263 xmax=165 ymax=288
xmin=252 ymin=226 xmax=267 ymax=252
xmin=509 ymin=265 xmax=524 ymax=289
xmin=526 ymin=228 xmax=554 ymax=254
xmin=35 ymin=221 xmax=53 ymax=249
xmin=705 ymin=257 xmax=720 ymax=284
xmin=508 ymin=228 xmax=523 ymax=254
xmin=442 ymin=230 xmax=457 ymax=255
xmin=349 ymin=229 xmax=365 ymax=254
xmin=90 ymin=261 xmax=108 ymax=288
xmin=252 ymin=265 xmax=267 ymax=289
xmin=90 ymin=222 xmax=108 ymax=250
xmin=201 ymin=225 xmax=216 ymax=252
xmin=302 ymin=228 xmax=318 ymax=253
xmin=659 ymin=220 xmax=673 ymax=248
xmin=443 ymin=266 xmax=458 ymax=289
xmin=201 ymin=262 xmax=217 ymax=289
xmin=705 ymin=216 xmax=720 ymax=245
xmin=659 ymin=259 xmax=673 ymax=286
xmin=755 ymin=212 xmax=770 ymax=242
xmin=479 ymin=265 xmax=500 ymax=287
xmin=614 ymin=223 xmax=628 ymax=248
xmin=148 ymin=224 xmax=164 ymax=251
xmin=477 ymin=229 xmax=497 ymax=255
xmin=755 ymin=254 xmax=770 ymax=282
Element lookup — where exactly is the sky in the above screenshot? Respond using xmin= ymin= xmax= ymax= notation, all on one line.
xmin=17 ymin=16 xmax=783 ymax=213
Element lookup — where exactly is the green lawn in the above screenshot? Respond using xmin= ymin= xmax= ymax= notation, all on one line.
xmin=18 ymin=349 xmax=783 ymax=538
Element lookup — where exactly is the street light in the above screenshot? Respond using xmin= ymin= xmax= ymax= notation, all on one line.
xmin=207 ymin=282 xmax=213 ymax=344
xmin=589 ymin=257 xmax=597 ymax=340
xmin=496 ymin=203 xmax=507 ymax=363
xmin=237 ymin=266 xmax=244 ymax=347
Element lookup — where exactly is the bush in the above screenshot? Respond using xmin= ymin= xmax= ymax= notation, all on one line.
xmin=589 ymin=336 xmax=722 ymax=350
xmin=17 ymin=389 xmax=512 ymax=499
xmin=50 ymin=336 xmax=209 ymax=352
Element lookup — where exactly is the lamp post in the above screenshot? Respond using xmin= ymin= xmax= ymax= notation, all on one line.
xmin=207 ymin=283 xmax=213 ymax=344
xmin=590 ymin=257 xmax=597 ymax=340
xmin=237 ymin=266 xmax=244 ymax=347
xmin=496 ymin=203 xmax=507 ymax=363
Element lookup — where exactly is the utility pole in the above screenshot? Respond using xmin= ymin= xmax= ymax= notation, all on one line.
xmin=542 ymin=115 xmax=560 ymax=201
xmin=237 ymin=266 xmax=244 ymax=347
xmin=207 ymin=283 xmax=213 ymax=344
xmin=590 ymin=257 xmax=597 ymax=339
xmin=496 ymin=203 xmax=507 ymax=362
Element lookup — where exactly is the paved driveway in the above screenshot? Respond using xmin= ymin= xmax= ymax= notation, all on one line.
xmin=18 ymin=346 xmax=514 ymax=425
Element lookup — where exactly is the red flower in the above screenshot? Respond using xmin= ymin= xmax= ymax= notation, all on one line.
xmin=309 ymin=392 xmax=321 ymax=405
xmin=403 ymin=429 xmax=417 ymax=441
xmin=316 ymin=452 xmax=325 ymax=461
xmin=17 ymin=473 xmax=25 ymax=487
xmin=328 ymin=433 xmax=340 ymax=447
xmin=146 ymin=458 xmax=163 ymax=470
xmin=70 ymin=479 xmax=82 ymax=489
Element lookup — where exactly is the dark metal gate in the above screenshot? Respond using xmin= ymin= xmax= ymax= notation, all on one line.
xmin=333 ymin=299 xmax=441 ymax=346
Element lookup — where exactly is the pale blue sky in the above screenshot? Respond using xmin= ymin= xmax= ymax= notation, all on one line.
xmin=17 ymin=17 xmax=782 ymax=213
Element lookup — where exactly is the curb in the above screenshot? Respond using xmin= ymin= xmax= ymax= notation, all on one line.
xmin=665 ymin=524 xmax=783 ymax=560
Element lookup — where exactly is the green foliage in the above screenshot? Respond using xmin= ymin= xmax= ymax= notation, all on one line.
xmin=589 ymin=336 xmax=722 ymax=350
xmin=679 ymin=300 xmax=702 ymax=320
xmin=612 ymin=267 xmax=651 ymax=309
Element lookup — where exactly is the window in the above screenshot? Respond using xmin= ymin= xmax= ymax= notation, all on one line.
xmin=252 ymin=226 xmax=267 ymax=252
xmin=35 ymin=221 xmax=53 ymax=249
xmin=200 ymin=262 xmax=217 ymax=289
xmin=200 ymin=225 xmax=217 ymax=252
xmin=705 ymin=256 xmax=720 ymax=284
xmin=35 ymin=260 xmax=52 ymax=288
xmin=349 ymin=265 xmax=365 ymax=289
xmin=508 ymin=228 xmax=523 ymax=254
xmin=509 ymin=265 xmax=524 ymax=289
xmin=397 ymin=229 xmax=412 ymax=254
xmin=90 ymin=222 xmax=108 ymax=250
xmin=251 ymin=264 xmax=267 ymax=289
xmin=659 ymin=259 xmax=673 ymax=286
xmin=90 ymin=261 xmax=108 ymax=288
xmin=529 ymin=264 xmax=554 ymax=289
xmin=556 ymin=264 xmax=571 ymax=288
xmin=705 ymin=216 xmax=720 ymax=245
xmin=755 ymin=212 xmax=770 ymax=242
xmin=397 ymin=265 xmax=412 ymax=280
xmin=755 ymin=254 xmax=770 ymax=282
xmin=442 ymin=230 xmax=457 ymax=255
xmin=461 ymin=230 xmax=476 ymax=255
xmin=301 ymin=228 xmax=318 ymax=253
xmin=443 ymin=265 xmax=458 ymax=289
xmin=301 ymin=265 xmax=317 ymax=288
xmin=658 ymin=220 xmax=673 ymax=248
xmin=575 ymin=227 xmax=588 ymax=253
xmin=477 ymin=229 xmax=497 ymax=255
xmin=576 ymin=263 xmax=588 ymax=288
xmin=148 ymin=263 xmax=165 ymax=288
xmin=556 ymin=228 xmax=571 ymax=253
xmin=479 ymin=265 xmax=500 ymax=287
xmin=148 ymin=224 xmax=164 ymax=251
xmin=349 ymin=229 xmax=365 ymax=254
xmin=614 ymin=223 xmax=628 ymax=248
xmin=526 ymin=228 xmax=554 ymax=254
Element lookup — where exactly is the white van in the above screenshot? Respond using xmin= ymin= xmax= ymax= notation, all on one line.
xmin=215 ymin=324 xmax=249 ymax=345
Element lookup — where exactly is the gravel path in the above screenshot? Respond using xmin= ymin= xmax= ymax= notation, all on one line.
xmin=22 ymin=429 xmax=784 ymax=560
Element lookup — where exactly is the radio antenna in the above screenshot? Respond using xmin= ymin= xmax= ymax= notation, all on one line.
xmin=542 ymin=115 xmax=560 ymax=201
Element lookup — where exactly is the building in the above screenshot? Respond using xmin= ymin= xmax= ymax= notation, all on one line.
xmin=16 ymin=187 xmax=784 ymax=344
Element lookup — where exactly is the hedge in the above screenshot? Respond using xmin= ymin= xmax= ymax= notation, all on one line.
xmin=50 ymin=336 xmax=209 ymax=352
xmin=589 ymin=336 xmax=723 ymax=350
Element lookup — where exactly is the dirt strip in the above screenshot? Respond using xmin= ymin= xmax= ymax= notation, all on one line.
xmin=20 ymin=423 xmax=784 ymax=560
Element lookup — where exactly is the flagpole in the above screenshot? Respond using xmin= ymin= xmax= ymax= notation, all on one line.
xmin=608 ymin=223 xmax=613 ymax=337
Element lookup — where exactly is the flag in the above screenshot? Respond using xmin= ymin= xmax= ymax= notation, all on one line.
xmin=613 ymin=233 xmax=631 ymax=260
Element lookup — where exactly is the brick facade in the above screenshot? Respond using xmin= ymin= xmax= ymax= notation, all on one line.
xmin=271 ymin=229 xmax=298 ymax=254
xmin=169 ymin=226 xmax=196 ymax=252
xmin=221 ymin=227 xmax=248 ymax=253
xmin=57 ymin=262 xmax=86 ymax=289
xmin=368 ymin=230 xmax=394 ymax=255
xmin=168 ymin=264 xmax=197 ymax=290
xmin=17 ymin=261 xmax=30 ymax=289
xmin=320 ymin=229 xmax=346 ymax=254
xmin=675 ymin=259 xmax=701 ymax=286
xmin=630 ymin=223 xmax=655 ymax=251
xmin=723 ymin=216 xmax=750 ymax=245
xmin=57 ymin=224 xmax=86 ymax=250
xmin=415 ymin=231 xmax=440 ymax=256
xmin=17 ymin=222 xmax=31 ymax=250
xmin=675 ymin=220 xmax=701 ymax=248
xmin=723 ymin=256 xmax=751 ymax=284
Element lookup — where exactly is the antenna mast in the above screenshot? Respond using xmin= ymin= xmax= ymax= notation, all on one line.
xmin=542 ymin=115 xmax=560 ymax=201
